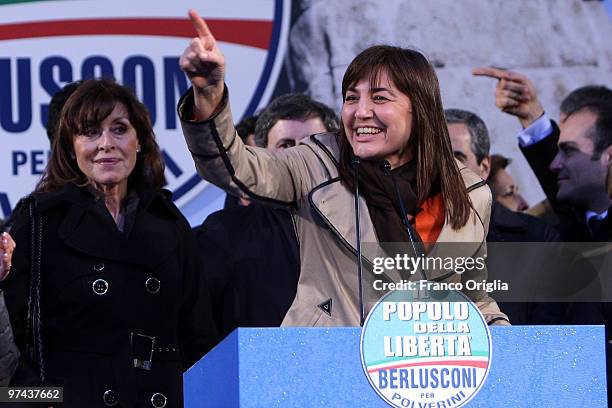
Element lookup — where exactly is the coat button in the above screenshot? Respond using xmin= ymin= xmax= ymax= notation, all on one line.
xmin=150 ymin=392 xmax=167 ymax=408
xmin=93 ymin=279 xmax=109 ymax=295
xmin=94 ymin=262 xmax=105 ymax=271
xmin=145 ymin=277 xmax=161 ymax=294
xmin=103 ymin=389 xmax=119 ymax=406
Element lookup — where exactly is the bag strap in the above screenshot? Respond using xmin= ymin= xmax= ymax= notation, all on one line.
xmin=24 ymin=197 xmax=45 ymax=383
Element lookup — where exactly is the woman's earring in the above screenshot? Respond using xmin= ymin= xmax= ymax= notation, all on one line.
xmin=136 ymin=146 xmax=141 ymax=153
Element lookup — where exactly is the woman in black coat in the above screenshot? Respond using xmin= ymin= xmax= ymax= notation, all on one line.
xmin=2 ymin=79 xmax=217 ymax=407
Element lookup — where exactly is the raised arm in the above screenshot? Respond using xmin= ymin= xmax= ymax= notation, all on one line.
xmin=473 ymin=67 xmax=560 ymax=206
xmin=178 ymin=10 xmax=334 ymax=206
xmin=179 ymin=9 xmax=226 ymax=121
xmin=472 ymin=67 xmax=544 ymax=129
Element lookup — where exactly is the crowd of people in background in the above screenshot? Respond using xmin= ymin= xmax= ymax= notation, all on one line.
xmin=0 ymin=9 xmax=610 ymax=406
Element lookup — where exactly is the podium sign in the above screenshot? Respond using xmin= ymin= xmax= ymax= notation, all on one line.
xmin=184 ymin=326 xmax=607 ymax=407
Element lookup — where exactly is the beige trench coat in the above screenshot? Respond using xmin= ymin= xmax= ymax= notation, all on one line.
xmin=179 ymin=89 xmax=509 ymax=326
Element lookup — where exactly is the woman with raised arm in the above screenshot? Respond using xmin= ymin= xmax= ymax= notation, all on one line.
xmin=179 ymin=10 xmax=509 ymax=327
xmin=1 ymin=78 xmax=217 ymax=407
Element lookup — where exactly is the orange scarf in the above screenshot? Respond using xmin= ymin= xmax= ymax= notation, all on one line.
xmin=414 ymin=192 xmax=445 ymax=250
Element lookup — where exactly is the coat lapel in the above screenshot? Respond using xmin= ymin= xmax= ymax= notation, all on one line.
xmin=435 ymin=216 xmax=486 ymax=244
xmin=57 ymin=195 xmax=179 ymax=270
xmin=426 ymin=170 xmax=488 ymax=281
xmin=425 ymin=217 xmax=486 ymax=281
xmin=308 ymin=163 xmax=489 ymax=285
xmin=309 ymin=178 xmax=403 ymax=283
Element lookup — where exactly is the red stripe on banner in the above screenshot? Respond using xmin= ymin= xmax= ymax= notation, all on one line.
xmin=0 ymin=18 xmax=272 ymax=49
xmin=368 ymin=359 xmax=489 ymax=373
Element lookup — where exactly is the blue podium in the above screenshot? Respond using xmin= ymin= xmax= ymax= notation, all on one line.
xmin=184 ymin=326 xmax=607 ymax=407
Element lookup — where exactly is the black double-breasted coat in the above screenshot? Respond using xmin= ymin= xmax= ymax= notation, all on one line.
xmin=2 ymin=184 xmax=217 ymax=407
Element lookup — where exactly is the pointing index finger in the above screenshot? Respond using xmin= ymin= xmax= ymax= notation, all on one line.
xmin=188 ymin=9 xmax=214 ymax=42
xmin=472 ymin=67 xmax=508 ymax=80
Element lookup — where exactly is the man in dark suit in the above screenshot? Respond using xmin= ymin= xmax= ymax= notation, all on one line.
xmin=194 ymin=94 xmax=338 ymax=339
xmin=473 ymin=68 xmax=612 ymax=242
xmin=474 ymin=67 xmax=612 ymax=392
xmin=445 ymin=108 xmax=561 ymax=324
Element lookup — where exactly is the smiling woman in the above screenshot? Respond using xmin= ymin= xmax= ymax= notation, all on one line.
xmin=73 ymin=104 xmax=140 ymax=186
xmin=342 ymin=70 xmax=414 ymax=166
xmin=337 ymin=46 xmax=471 ymax=232
xmin=179 ymin=11 xmax=509 ymax=328
xmin=38 ymin=80 xmax=164 ymax=195
xmin=1 ymin=79 xmax=217 ymax=407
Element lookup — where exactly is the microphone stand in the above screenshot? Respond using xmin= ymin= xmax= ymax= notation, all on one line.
xmin=352 ymin=156 xmax=366 ymax=326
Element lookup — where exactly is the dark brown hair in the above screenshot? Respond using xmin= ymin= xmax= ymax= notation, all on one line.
xmin=488 ymin=154 xmax=511 ymax=182
xmin=338 ymin=45 xmax=471 ymax=229
xmin=254 ymin=93 xmax=339 ymax=147
xmin=37 ymin=79 xmax=165 ymax=193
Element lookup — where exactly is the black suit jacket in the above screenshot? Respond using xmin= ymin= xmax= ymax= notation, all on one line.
xmin=487 ymin=201 xmax=560 ymax=243
xmin=194 ymin=203 xmax=300 ymax=339
xmin=486 ymin=202 xmax=566 ymax=324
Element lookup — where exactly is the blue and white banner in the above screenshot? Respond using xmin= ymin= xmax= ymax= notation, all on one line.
xmin=2 ymin=0 xmax=611 ymax=224
xmin=0 ymin=0 xmax=290 ymax=224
